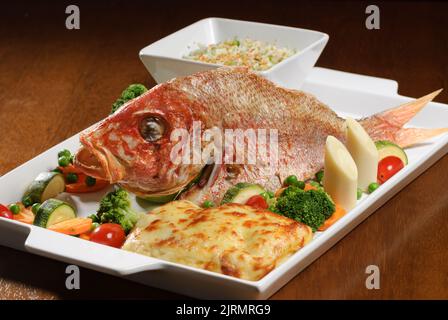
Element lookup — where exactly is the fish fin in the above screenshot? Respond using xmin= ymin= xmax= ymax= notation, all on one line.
xmin=394 ymin=127 xmax=448 ymax=148
xmin=377 ymin=89 xmax=442 ymax=127
xmin=362 ymin=89 xmax=447 ymax=147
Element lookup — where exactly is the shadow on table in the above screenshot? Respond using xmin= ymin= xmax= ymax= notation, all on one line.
xmin=0 ymin=245 xmax=186 ymax=300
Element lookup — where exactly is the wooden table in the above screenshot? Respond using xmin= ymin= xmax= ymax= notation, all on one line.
xmin=0 ymin=0 xmax=447 ymax=299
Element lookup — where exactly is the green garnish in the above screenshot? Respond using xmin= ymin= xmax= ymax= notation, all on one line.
xmin=260 ymin=191 xmax=275 ymax=200
xmin=284 ymin=175 xmax=305 ymax=189
xmin=111 ymin=84 xmax=148 ymax=114
xmin=85 ymin=176 xmax=96 ymax=187
xmin=284 ymin=175 xmax=298 ymax=186
xmin=9 ymin=204 xmax=20 ymax=215
xmin=274 ymin=186 xmax=335 ymax=232
xmin=58 ymin=149 xmax=71 ymax=158
xmin=357 ymin=188 xmax=363 ymax=200
xmin=66 ymin=173 xmax=78 ymax=184
xmin=315 ymin=170 xmax=324 ymax=184
xmin=58 ymin=156 xmax=70 ymax=167
xmin=202 ymin=200 xmax=215 ymax=208
xmin=368 ymin=182 xmax=380 ymax=193
xmin=309 ymin=180 xmax=323 ymax=190
xmin=91 ymin=222 xmax=100 ymax=231
xmin=31 ymin=203 xmax=41 ymax=215
xmin=22 ymin=196 xmax=33 ymax=207
xmin=89 ymin=188 xmax=139 ymax=234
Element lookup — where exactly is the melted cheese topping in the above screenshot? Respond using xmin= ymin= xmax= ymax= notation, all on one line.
xmin=122 ymin=200 xmax=312 ymax=281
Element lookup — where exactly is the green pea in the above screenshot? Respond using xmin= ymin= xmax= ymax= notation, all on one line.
xmin=22 ymin=196 xmax=33 ymax=207
xmin=357 ymin=188 xmax=363 ymax=200
xmin=58 ymin=149 xmax=71 ymax=158
xmin=315 ymin=170 xmax=324 ymax=184
xmin=295 ymin=180 xmax=306 ymax=190
xmin=85 ymin=176 xmax=96 ymax=187
xmin=260 ymin=191 xmax=274 ymax=200
xmin=202 ymin=200 xmax=215 ymax=208
xmin=91 ymin=222 xmax=100 ymax=231
xmin=309 ymin=180 xmax=321 ymax=188
xmin=66 ymin=173 xmax=78 ymax=183
xmin=9 ymin=204 xmax=20 ymax=215
xmin=368 ymin=182 xmax=380 ymax=193
xmin=69 ymin=155 xmax=75 ymax=164
xmin=58 ymin=156 xmax=70 ymax=167
xmin=31 ymin=203 xmax=41 ymax=215
xmin=284 ymin=175 xmax=299 ymax=186
xmin=52 ymin=168 xmax=63 ymax=174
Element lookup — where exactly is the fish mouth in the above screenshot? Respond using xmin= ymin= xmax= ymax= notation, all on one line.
xmin=120 ymin=164 xmax=218 ymax=201
xmin=74 ymin=144 xmax=201 ymax=197
xmin=75 ymin=142 xmax=217 ymax=199
xmin=122 ymin=182 xmax=186 ymax=199
xmin=74 ymin=145 xmax=125 ymax=183
xmin=175 ymin=163 xmax=222 ymax=203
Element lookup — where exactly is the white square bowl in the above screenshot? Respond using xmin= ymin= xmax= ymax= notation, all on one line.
xmin=139 ymin=17 xmax=329 ymax=89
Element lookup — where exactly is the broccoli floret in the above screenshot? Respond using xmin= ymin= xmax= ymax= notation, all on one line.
xmin=267 ymin=197 xmax=278 ymax=213
xmin=90 ymin=188 xmax=140 ymax=233
xmin=275 ymin=186 xmax=335 ymax=232
xmin=111 ymin=83 xmax=148 ymax=114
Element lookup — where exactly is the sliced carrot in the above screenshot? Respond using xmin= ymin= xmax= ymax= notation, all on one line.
xmin=318 ymin=205 xmax=346 ymax=231
xmin=304 ymin=183 xmax=318 ymax=191
xmin=274 ymin=187 xmax=287 ymax=197
xmin=58 ymin=165 xmax=109 ymax=193
xmin=13 ymin=205 xmax=34 ymax=224
xmin=58 ymin=164 xmax=81 ymax=174
xmin=65 ymin=179 xmax=109 ymax=193
xmin=79 ymin=232 xmax=91 ymax=241
xmin=48 ymin=218 xmax=93 ymax=235
xmin=276 ymin=183 xmax=318 ymax=196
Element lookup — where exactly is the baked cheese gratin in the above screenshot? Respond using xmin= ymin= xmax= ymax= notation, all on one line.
xmin=122 ymin=200 xmax=312 ymax=281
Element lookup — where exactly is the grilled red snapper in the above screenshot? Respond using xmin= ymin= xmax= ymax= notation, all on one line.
xmin=75 ymin=67 xmax=446 ymax=203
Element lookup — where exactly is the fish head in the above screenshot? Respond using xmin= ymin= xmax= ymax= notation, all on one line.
xmin=74 ymin=84 xmax=205 ymax=197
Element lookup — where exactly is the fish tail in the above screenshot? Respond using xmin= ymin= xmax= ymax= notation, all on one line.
xmin=361 ymin=89 xmax=447 ymax=147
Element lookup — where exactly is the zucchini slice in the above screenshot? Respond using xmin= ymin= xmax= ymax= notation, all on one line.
xmin=33 ymin=199 xmax=76 ymax=228
xmin=22 ymin=172 xmax=65 ymax=205
xmin=141 ymin=193 xmax=179 ymax=204
xmin=375 ymin=140 xmax=408 ymax=165
xmin=221 ymin=183 xmax=265 ymax=205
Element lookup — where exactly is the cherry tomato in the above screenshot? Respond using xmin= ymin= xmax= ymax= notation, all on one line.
xmin=0 ymin=204 xmax=14 ymax=220
xmin=89 ymin=223 xmax=125 ymax=248
xmin=246 ymin=195 xmax=269 ymax=210
xmin=378 ymin=156 xmax=405 ymax=184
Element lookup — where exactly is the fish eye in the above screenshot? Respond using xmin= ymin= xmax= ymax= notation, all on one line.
xmin=139 ymin=116 xmax=166 ymax=142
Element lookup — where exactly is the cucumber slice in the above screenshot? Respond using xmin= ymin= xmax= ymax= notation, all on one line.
xmin=140 ymin=193 xmax=178 ymax=204
xmin=221 ymin=183 xmax=265 ymax=205
xmin=375 ymin=140 xmax=408 ymax=165
xmin=22 ymin=172 xmax=65 ymax=205
xmin=33 ymin=199 xmax=76 ymax=228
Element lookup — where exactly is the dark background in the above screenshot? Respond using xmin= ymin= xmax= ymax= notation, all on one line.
xmin=0 ymin=0 xmax=447 ymax=299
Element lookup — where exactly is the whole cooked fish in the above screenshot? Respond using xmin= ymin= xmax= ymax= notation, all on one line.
xmin=75 ymin=67 xmax=447 ymax=204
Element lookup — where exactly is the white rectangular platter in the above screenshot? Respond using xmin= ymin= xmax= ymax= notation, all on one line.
xmin=0 ymin=67 xmax=447 ymax=299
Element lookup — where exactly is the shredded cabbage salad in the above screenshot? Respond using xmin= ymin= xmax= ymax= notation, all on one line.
xmin=184 ymin=38 xmax=297 ymax=71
